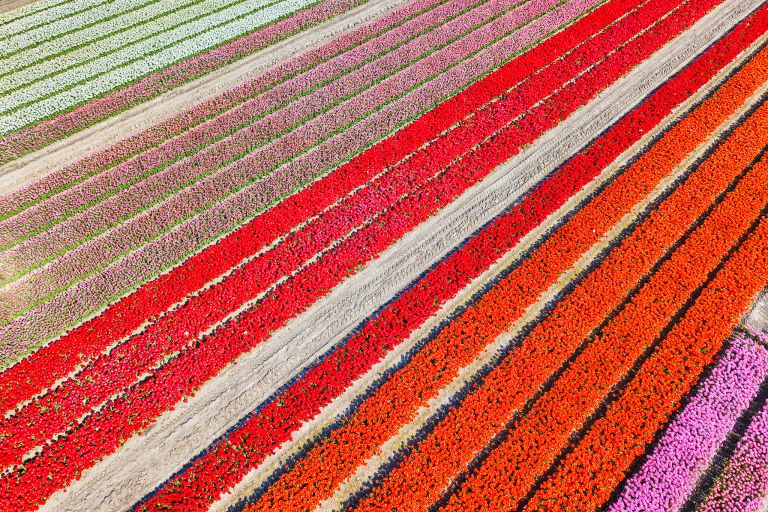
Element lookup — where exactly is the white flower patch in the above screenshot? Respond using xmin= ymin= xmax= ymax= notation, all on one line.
xmin=0 ymin=0 xmax=220 ymax=89
xmin=0 ymin=0 xmax=155 ymax=57
xmin=0 ymin=0 xmax=107 ymax=40
xmin=0 ymin=0 xmax=290 ymax=114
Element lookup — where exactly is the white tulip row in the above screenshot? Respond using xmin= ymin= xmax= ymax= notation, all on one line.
xmin=0 ymin=0 xmax=317 ymax=134
xmin=0 ymin=0 xmax=109 ymax=40
xmin=1 ymin=0 xmax=164 ymax=59
xmin=0 ymin=0 xmax=223 ymax=90
xmin=0 ymin=0 xmax=298 ymax=115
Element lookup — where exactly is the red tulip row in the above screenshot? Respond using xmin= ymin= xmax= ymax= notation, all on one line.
xmin=133 ymin=5 xmax=768 ymax=510
xmin=0 ymin=0 xmax=651 ymax=470
xmin=0 ymin=0 xmax=716 ymax=506
xmin=522 ymin=186 xmax=768 ymax=512
xmin=0 ymin=0 xmax=646 ymax=417
xmin=241 ymin=9 xmax=762 ymax=512
xmin=437 ymin=120 xmax=768 ymax=512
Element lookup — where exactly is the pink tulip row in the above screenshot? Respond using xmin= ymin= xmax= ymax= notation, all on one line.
xmin=699 ymin=361 xmax=768 ymax=512
xmin=0 ymin=0 xmax=543 ymax=282
xmin=0 ymin=0 xmax=598 ymax=366
xmin=608 ymin=333 xmax=768 ymax=512
xmin=0 ymin=0 xmax=474 ymax=248
xmin=0 ymin=0 xmax=372 ymax=164
xmin=0 ymin=0 xmax=446 ymax=217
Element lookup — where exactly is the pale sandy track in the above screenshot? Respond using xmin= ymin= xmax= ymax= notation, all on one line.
xmin=0 ymin=0 xmax=411 ymax=195
xmin=0 ymin=0 xmax=42 ymax=15
xmin=36 ymin=1 xmax=758 ymax=509
xmin=746 ymin=294 xmax=768 ymax=333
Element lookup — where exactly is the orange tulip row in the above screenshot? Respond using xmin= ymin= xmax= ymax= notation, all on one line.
xmin=524 ymin=191 xmax=768 ymax=512
xmin=443 ymin=135 xmax=768 ymax=512
xmin=350 ymin=58 xmax=768 ymax=512
xmin=239 ymin=6 xmax=756 ymax=510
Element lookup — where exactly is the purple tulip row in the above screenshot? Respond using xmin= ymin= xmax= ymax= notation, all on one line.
xmin=0 ymin=0 xmax=528 ymax=274
xmin=608 ymin=332 xmax=768 ymax=512
xmin=699 ymin=357 xmax=768 ymax=512
xmin=0 ymin=0 xmax=599 ymax=369
xmin=0 ymin=0 xmax=446 ymax=218
xmin=0 ymin=0 xmax=471 ymax=248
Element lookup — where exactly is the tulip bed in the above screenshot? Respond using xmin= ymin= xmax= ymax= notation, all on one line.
xmin=2 ymin=0 xmax=768 ymax=510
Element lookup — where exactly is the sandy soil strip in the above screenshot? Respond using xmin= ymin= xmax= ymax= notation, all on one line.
xmin=317 ymin=65 xmax=768 ymax=512
xmin=0 ymin=0 xmax=412 ymax=195
xmin=745 ymin=293 xmax=768 ymax=332
xmin=39 ymin=1 xmax=757 ymax=509
xmin=0 ymin=0 xmax=44 ymax=16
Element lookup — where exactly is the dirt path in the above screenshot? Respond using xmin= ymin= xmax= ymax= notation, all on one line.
xmin=0 ymin=0 xmax=41 ymax=15
xmin=0 ymin=0 xmax=412 ymax=196
xmin=37 ymin=1 xmax=758 ymax=508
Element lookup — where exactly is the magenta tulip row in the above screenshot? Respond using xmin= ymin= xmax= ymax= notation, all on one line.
xmin=608 ymin=332 xmax=768 ymax=512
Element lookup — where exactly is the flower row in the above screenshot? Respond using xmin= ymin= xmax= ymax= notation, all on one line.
xmin=0 ymin=83 xmax=547 ymax=508
xmin=0 ymin=0 xmax=646 ymax=407
xmin=698 ymin=382 xmax=768 ymax=512
xmin=0 ymin=0 xmax=111 ymax=40
xmin=1 ymin=0 xmax=188 ymax=73
xmin=149 ymin=13 xmax=768 ymax=505
xmin=1 ymin=31 xmax=552 ymax=464
xmin=0 ymin=0 xmax=146 ymax=40
xmin=0 ymin=0 xmax=510 ymax=408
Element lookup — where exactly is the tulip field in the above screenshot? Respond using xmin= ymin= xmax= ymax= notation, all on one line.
xmin=2 ymin=0 xmax=768 ymax=509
